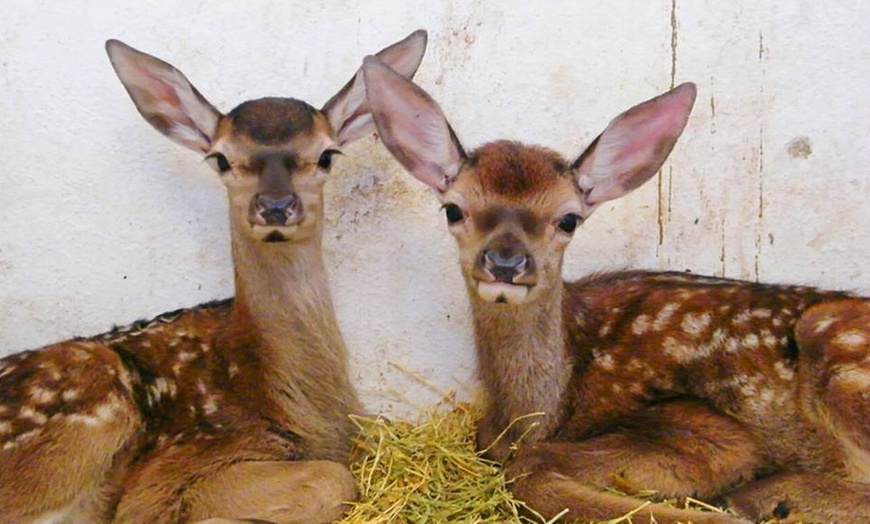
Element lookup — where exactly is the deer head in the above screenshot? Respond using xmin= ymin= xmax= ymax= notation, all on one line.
xmin=106 ymin=31 xmax=428 ymax=244
xmin=363 ymin=56 xmax=696 ymax=305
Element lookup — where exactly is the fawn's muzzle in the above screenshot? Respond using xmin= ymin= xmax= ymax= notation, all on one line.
xmin=250 ymin=193 xmax=303 ymax=227
xmin=482 ymin=249 xmax=530 ymax=283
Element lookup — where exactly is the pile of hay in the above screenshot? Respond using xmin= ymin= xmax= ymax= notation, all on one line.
xmin=338 ymin=400 xmax=747 ymax=524
xmin=338 ymin=401 xmax=553 ymax=523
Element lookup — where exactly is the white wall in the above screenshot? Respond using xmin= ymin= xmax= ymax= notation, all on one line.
xmin=1 ymin=0 xmax=867 ymax=418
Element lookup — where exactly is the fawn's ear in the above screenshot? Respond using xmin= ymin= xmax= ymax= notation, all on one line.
xmin=363 ymin=55 xmax=464 ymax=192
xmin=572 ymin=82 xmax=697 ymax=208
xmin=322 ymin=30 xmax=428 ymax=146
xmin=106 ymin=39 xmax=222 ymax=153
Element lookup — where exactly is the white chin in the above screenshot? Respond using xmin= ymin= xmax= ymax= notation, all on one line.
xmin=252 ymin=225 xmax=299 ymax=241
xmin=477 ymin=282 xmax=529 ymax=305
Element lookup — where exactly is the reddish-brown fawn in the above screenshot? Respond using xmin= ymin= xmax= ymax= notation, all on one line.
xmin=0 ymin=31 xmax=427 ymax=524
xmin=362 ymin=56 xmax=870 ymax=524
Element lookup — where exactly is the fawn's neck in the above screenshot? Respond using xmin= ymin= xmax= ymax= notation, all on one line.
xmin=228 ymin=219 xmax=362 ymax=459
xmin=472 ymin=282 xmax=572 ymax=441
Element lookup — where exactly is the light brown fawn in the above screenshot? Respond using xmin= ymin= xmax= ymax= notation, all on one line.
xmin=0 ymin=31 xmax=427 ymax=524
xmin=362 ymin=56 xmax=870 ymax=524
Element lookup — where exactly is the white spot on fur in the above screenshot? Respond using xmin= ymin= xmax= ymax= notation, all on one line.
xmin=2 ymin=441 xmax=17 ymax=451
xmin=760 ymin=329 xmax=778 ymax=348
xmin=835 ymin=330 xmax=868 ymax=349
xmin=751 ymin=309 xmax=772 ymax=319
xmin=835 ymin=368 xmax=870 ymax=390
xmin=653 ymin=303 xmax=680 ymax=331
xmin=743 ymin=334 xmax=760 ymax=349
xmin=0 ymin=421 xmax=11 ymax=435
xmin=70 ymin=347 xmax=92 ymax=362
xmin=681 ymin=313 xmax=712 ymax=336
xmin=177 ymin=351 xmax=197 ymax=362
xmin=117 ymin=366 xmax=134 ymax=393
xmin=631 ymin=314 xmax=652 ymax=335
xmin=29 ymin=386 xmax=57 ymax=405
xmin=228 ymin=363 xmax=240 ymax=379
xmin=67 ymin=413 xmax=101 ymax=427
xmin=732 ymin=310 xmax=752 ymax=325
xmin=15 ymin=428 xmax=42 ymax=443
xmin=594 ymin=351 xmax=616 ymax=371
xmin=19 ymin=407 xmax=47 ymax=425
xmin=598 ymin=321 xmax=614 ymax=338
xmin=67 ymin=397 xmax=123 ymax=427
xmin=202 ymin=395 xmax=219 ymax=415
xmin=774 ymin=361 xmax=795 ymax=381
xmin=94 ymin=401 xmax=119 ymax=422
xmin=0 ymin=363 xmax=15 ymax=378
xmin=147 ymin=377 xmax=177 ymax=405
xmin=813 ymin=317 xmax=836 ymax=334
xmin=725 ymin=337 xmax=741 ymax=353
xmin=61 ymin=389 xmax=80 ymax=402
xmin=663 ymin=337 xmax=693 ymax=362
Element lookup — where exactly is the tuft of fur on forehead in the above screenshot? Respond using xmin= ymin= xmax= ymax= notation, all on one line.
xmin=464 ymin=141 xmax=570 ymax=200
xmin=225 ymin=98 xmax=323 ymax=144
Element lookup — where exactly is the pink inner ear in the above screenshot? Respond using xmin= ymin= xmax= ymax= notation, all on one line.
xmin=578 ymin=83 xmax=696 ymax=206
xmin=130 ymin=62 xmax=202 ymax=137
xmin=364 ymin=56 xmax=463 ymax=192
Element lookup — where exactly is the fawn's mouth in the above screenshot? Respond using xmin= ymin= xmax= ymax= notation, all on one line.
xmin=252 ymin=225 xmax=299 ymax=243
xmin=477 ymin=281 xmax=530 ymax=305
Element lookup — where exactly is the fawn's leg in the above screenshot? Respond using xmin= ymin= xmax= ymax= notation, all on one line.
xmin=506 ymin=399 xmax=762 ymax=524
xmin=727 ymin=299 xmax=870 ymax=522
xmin=115 ymin=433 xmax=356 ymax=524
xmin=184 ymin=460 xmax=355 ymax=524
xmin=0 ymin=342 xmax=142 ymax=523
xmin=726 ymin=471 xmax=870 ymax=524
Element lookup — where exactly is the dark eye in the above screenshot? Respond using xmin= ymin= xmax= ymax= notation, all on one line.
xmin=443 ymin=203 xmax=464 ymax=224
xmin=318 ymin=149 xmax=339 ymax=170
xmin=557 ymin=213 xmax=582 ymax=234
xmin=207 ymin=153 xmax=231 ymax=173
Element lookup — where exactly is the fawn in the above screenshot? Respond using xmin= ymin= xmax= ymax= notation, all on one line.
xmin=0 ymin=31 xmax=427 ymax=524
xmin=362 ymin=56 xmax=870 ymax=523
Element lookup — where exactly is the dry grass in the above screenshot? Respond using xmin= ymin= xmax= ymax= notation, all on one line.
xmin=336 ymin=399 xmax=751 ymax=524
xmin=337 ymin=399 xmax=554 ymax=523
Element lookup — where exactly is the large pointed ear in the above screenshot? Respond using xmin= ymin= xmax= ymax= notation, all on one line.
xmin=573 ymin=82 xmax=697 ymax=208
xmin=322 ymin=30 xmax=428 ymax=146
xmin=362 ymin=56 xmax=464 ymax=192
xmin=106 ymin=39 xmax=221 ymax=153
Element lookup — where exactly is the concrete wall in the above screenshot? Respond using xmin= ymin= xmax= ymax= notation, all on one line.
xmin=1 ymin=0 xmax=867 ymax=417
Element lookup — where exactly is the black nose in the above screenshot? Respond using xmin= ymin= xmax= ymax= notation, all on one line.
xmin=255 ymin=194 xmax=300 ymax=226
xmin=483 ymin=249 xmax=528 ymax=283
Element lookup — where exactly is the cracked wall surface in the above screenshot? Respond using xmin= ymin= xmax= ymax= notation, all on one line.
xmin=0 ymin=0 xmax=868 ymax=417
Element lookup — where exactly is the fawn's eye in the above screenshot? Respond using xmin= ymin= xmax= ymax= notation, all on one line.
xmin=206 ymin=153 xmax=232 ymax=173
xmin=442 ymin=203 xmax=465 ymax=224
xmin=318 ymin=149 xmax=339 ymax=170
xmin=557 ymin=213 xmax=582 ymax=234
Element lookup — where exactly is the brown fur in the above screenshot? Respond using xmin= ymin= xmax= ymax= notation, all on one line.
xmin=364 ymin=67 xmax=869 ymax=522
xmin=0 ymin=28 xmax=432 ymax=523
xmin=462 ymin=151 xmax=870 ymax=523
xmin=0 ymin=114 xmax=361 ymax=523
